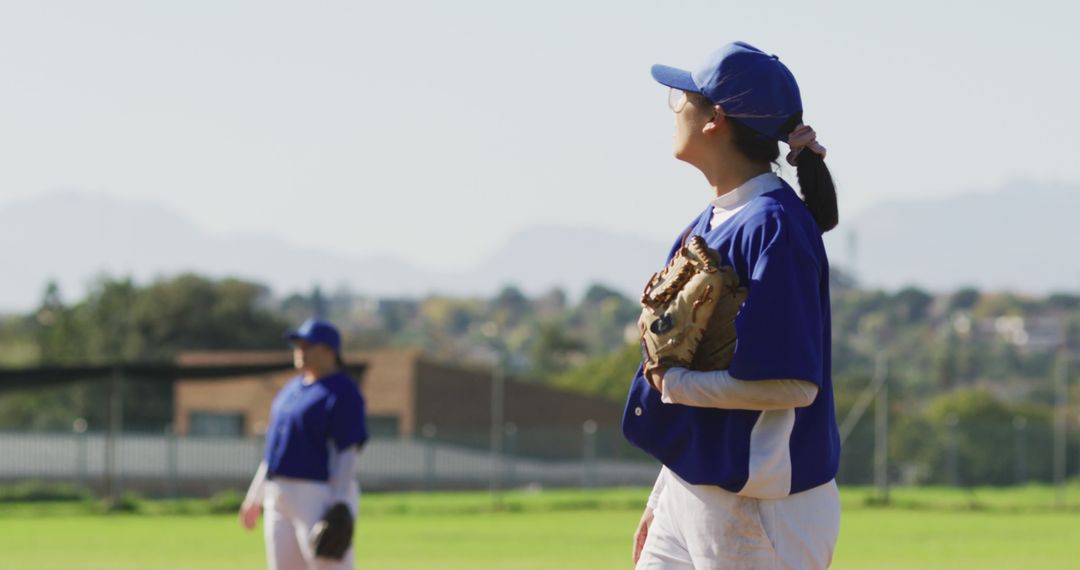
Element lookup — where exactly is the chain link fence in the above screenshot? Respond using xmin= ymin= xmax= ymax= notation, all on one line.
xmin=0 ymin=426 xmax=658 ymax=498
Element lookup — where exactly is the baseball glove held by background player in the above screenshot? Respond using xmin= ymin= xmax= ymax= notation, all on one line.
xmin=638 ymin=234 xmax=747 ymax=391
xmin=310 ymin=502 xmax=353 ymax=560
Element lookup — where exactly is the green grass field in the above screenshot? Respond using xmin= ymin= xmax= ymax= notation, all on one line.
xmin=1 ymin=486 xmax=1079 ymax=569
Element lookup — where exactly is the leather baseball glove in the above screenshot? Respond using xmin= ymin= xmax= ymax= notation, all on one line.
xmin=638 ymin=234 xmax=747 ymax=391
xmin=310 ymin=502 xmax=353 ymax=560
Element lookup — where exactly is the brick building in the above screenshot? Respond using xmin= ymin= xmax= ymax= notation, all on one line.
xmin=173 ymin=349 xmax=627 ymax=457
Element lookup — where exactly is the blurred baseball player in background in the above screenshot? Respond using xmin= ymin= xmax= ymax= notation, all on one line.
xmin=239 ymin=318 xmax=368 ymax=570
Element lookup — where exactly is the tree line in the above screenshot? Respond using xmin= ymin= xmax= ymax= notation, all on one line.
xmin=0 ymin=272 xmax=1077 ymax=486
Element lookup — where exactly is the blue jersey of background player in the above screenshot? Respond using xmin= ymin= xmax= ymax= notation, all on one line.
xmin=623 ymin=42 xmax=841 ymax=570
xmin=240 ymin=318 xmax=369 ymax=570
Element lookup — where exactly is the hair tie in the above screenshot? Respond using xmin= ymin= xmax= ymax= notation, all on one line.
xmin=786 ymin=124 xmax=826 ymax=166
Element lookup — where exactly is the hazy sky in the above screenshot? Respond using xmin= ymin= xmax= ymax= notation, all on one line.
xmin=1 ymin=1 xmax=1076 ymax=271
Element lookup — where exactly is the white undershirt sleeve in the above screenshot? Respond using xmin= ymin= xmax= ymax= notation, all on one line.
xmin=243 ymin=461 xmax=268 ymax=506
xmin=327 ymin=446 xmax=359 ymax=507
xmin=661 ymin=368 xmax=819 ymax=411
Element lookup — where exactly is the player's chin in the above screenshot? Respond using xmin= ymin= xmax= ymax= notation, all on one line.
xmin=672 ymin=139 xmax=692 ymax=162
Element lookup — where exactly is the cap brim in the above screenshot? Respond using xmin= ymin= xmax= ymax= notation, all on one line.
xmin=650 ymin=64 xmax=700 ymax=93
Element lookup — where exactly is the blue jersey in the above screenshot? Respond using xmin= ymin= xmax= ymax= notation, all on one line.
xmin=264 ymin=371 xmax=369 ymax=482
xmin=623 ymin=180 xmax=839 ymax=496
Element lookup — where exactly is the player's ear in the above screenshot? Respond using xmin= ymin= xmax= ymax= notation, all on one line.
xmin=702 ymin=105 xmax=727 ymax=137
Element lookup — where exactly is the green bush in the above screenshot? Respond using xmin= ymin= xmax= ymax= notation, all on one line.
xmin=208 ymin=489 xmax=244 ymax=514
xmin=0 ymin=482 xmax=92 ymax=502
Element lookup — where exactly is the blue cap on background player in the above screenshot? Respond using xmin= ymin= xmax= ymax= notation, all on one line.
xmin=651 ymin=41 xmax=802 ymax=142
xmin=285 ymin=318 xmax=342 ymax=353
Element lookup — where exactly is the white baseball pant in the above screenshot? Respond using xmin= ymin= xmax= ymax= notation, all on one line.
xmin=637 ymin=469 xmax=840 ymax=569
xmin=263 ymin=477 xmax=359 ymax=570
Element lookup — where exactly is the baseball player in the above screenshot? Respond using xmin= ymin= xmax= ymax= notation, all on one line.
xmin=239 ymin=318 xmax=369 ymax=570
xmin=623 ymin=42 xmax=841 ymax=569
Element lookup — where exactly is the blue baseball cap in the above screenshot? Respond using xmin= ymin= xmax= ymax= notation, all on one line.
xmin=651 ymin=41 xmax=802 ymax=141
xmin=285 ymin=318 xmax=342 ymax=353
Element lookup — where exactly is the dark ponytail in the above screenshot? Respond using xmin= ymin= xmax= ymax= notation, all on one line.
xmin=792 ymin=146 xmax=838 ymax=233
xmin=729 ymin=111 xmax=839 ymax=233
xmin=779 ymin=112 xmax=838 ymax=233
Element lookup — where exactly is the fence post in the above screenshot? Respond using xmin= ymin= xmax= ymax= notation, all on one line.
xmin=583 ymin=420 xmax=598 ymax=488
xmin=1012 ymin=416 xmax=1027 ymax=485
xmin=421 ymin=424 xmax=437 ymax=491
xmin=503 ymin=422 xmax=518 ymax=489
xmin=73 ymin=418 xmax=88 ymax=493
xmin=944 ymin=414 xmax=960 ymax=487
xmin=165 ymin=423 xmax=178 ymax=499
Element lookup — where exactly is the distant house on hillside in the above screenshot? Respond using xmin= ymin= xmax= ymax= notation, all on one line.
xmin=978 ymin=315 xmax=1065 ymax=354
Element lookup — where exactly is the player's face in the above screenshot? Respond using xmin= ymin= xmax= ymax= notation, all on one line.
xmin=671 ymin=91 xmax=714 ymax=164
xmin=292 ymin=341 xmax=310 ymax=370
xmin=293 ymin=341 xmax=336 ymax=373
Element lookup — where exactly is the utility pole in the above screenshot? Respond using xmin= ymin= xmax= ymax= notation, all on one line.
xmin=1053 ymin=350 xmax=1069 ymax=509
xmin=874 ymin=375 xmax=889 ymax=504
xmin=839 ymin=355 xmax=888 ymax=444
xmin=489 ymin=355 xmax=506 ymax=508
xmin=104 ymin=366 xmax=124 ymax=508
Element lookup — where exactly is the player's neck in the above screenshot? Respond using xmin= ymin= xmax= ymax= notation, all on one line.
xmin=700 ymin=157 xmax=770 ymax=199
xmin=303 ymin=365 xmax=339 ymax=384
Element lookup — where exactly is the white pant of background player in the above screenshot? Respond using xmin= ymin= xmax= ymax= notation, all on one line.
xmin=637 ymin=467 xmax=839 ymax=570
xmin=263 ymin=477 xmax=359 ymax=570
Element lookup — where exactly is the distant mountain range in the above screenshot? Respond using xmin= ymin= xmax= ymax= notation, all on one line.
xmin=0 ymin=190 xmax=671 ymax=311
xmin=0 ymin=181 xmax=1075 ymax=311
xmin=823 ymin=180 xmax=1079 ymax=294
